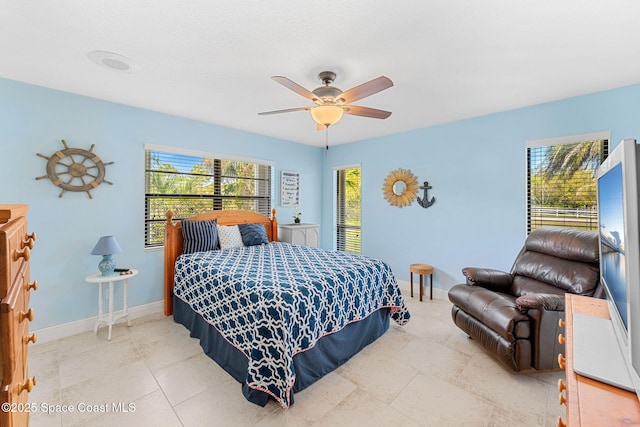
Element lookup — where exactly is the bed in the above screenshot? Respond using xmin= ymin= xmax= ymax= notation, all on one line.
xmin=164 ymin=209 xmax=410 ymax=408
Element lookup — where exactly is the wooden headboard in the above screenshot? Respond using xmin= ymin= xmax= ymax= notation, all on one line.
xmin=164 ymin=208 xmax=278 ymax=315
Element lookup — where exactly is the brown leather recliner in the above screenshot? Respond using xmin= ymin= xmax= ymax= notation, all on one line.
xmin=448 ymin=227 xmax=602 ymax=372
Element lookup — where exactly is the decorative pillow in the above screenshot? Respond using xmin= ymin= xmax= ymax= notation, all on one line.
xmin=217 ymin=225 xmax=244 ymax=249
xmin=239 ymin=223 xmax=269 ymax=246
xmin=182 ymin=219 xmax=218 ymax=254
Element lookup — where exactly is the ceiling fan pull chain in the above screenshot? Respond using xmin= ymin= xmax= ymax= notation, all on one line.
xmin=325 ymin=127 xmax=329 ymax=151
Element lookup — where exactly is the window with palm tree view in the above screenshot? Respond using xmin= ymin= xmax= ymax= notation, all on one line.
xmin=527 ymin=138 xmax=608 ymax=233
xmin=336 ymin=166 xmax=361 ymax=253
xmin=145 ymin=148 xmax=271 ymax=247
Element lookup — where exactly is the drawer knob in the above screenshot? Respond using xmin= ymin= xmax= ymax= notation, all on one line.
xmin=558 ymin=318 xmax=565 ymax=328
xmin=558 ymin=378 xmax=567 ymax=393
xmin=20 ymin=308 xmax=34 ymax=322
xmin=558 ymin=353 xmax=566 ymax=370
xmin=557 ymin=417 xmax=566 ymax=427
xmin=13 ymin=246 xmax=30 ymax=261
xmin=24 ymin=333 xmax=36 ymax=345
xmin=22 ymin=232 xmax=36 ymax=248
xmin=19 ymin=377 xmax=36 ymax=393
xmin=27 ymin=280 xmax=38 ymax=292
xmin=559 ymin=392 xmax=567 ymax=406
xmin=558 ymin=334 xmax=566 ymax=344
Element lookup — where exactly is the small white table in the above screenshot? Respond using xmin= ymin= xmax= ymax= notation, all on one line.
xmin=278 ymin=223 xmax=320 ymax=247
xmin=85 ymin=269 xmax=138 ymax=340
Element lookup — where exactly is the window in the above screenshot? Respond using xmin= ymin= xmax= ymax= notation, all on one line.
xmin=336 ymin=165 xmax=361 ymax=253
xmin=145 ymin=146 xmax=272 ymax=247
xmin=526 ymin=134 xmax=608 ymax=233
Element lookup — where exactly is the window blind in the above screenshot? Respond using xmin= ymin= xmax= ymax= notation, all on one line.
xmin=336 ymin=167 xmax=361 ymax=253
xmin=145 ymin=148 xmax=271 ymax=247
xmin=527 ymin=139 xmax=608 ymax=233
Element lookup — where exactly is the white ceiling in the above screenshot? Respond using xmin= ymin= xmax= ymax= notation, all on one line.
xmin=3 ymin=1 xmax=640 ymax=147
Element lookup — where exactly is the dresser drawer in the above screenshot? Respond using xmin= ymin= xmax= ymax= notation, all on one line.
xmin=0 ymin=265 xmax=33 ymax=387
xmin=0 ymin=372 xmax=33 ymax=427
xmin=0 ymin=218 xmax=32 ymax=300
xmin=12 ymin=264 xmax=31 ymax=313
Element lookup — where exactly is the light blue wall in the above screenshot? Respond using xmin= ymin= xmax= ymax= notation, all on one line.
xmin=321 ymin=84 xmax=640 ymax=290
xmin=4 ymin=77 xmax=640 ymax=330
xmin=0 ymin=78 xmax=322 ymax=329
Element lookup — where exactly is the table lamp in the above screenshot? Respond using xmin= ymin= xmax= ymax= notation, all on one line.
xmin=91 ymin=236 xmax=122 ymax=276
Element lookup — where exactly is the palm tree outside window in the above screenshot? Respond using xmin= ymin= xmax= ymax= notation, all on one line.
xmin=526 ymin=134 xmax=608 ymax=233
xmin=144 ymin=147 xmax=271 ymax=247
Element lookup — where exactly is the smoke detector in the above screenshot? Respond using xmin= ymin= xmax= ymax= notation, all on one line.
xmin=87 ymin=51 xmax=139 ymax=73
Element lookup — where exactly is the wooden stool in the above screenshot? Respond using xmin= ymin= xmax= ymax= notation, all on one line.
xmin=410 ymin=263 xmax=434 ymax=301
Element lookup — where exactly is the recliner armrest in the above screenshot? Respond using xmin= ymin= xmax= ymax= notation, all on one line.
xmin=461 ymin=267 xmax=513 ymax=293
xmin=516 ymin=293 xmax=565 ymax=311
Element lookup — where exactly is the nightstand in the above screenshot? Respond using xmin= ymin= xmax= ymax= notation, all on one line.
xmin=278 ymin=223 xmax=320 ymax=247
xmin=85 ymin=269 xmax=138 ymax=340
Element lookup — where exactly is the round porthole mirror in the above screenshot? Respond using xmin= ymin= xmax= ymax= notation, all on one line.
xmin=392 ymin=180 xmax=407 ymax=196
xmin=382 ymin=168 xmax=419 ymax=207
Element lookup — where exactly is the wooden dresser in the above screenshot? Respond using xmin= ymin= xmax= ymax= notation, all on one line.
xmin=558 ymin=294 xmax=640 ymax=426
xmin=0 ymin=205 xmax=37 ymax=427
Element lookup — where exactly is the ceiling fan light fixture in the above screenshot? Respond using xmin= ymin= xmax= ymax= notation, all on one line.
xmin=261 ymin=72 xmax=393 ymax=131
xmin=310 ymin=105 xmax=344 ymax=127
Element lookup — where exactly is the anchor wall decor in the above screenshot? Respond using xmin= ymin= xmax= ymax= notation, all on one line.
xmin=417 ymin=181 xmax=436 ymax=209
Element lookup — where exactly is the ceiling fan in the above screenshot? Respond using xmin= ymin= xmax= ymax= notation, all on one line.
xmin=258 ymin=71 xmax=393 ymax=130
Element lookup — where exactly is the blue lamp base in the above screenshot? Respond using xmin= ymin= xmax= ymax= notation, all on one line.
xmin=98 ymin=254 xmax=116 ymax=276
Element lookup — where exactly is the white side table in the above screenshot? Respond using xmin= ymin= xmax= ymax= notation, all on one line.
xmin=85 ymin=269 xmax=138 ymax=341
xmin=278 ymin=223 xmax=320 ymax=247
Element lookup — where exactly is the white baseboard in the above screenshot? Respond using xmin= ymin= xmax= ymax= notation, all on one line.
xmin=32 ymin=300 xmax=164 ymax=344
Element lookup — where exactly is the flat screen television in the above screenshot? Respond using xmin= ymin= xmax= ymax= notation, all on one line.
xmin=592 ymin=138 xmax=640 ymax=399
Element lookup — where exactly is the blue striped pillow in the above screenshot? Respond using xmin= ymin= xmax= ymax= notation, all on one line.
xmin=238 ymin=223 xmax=269 ymax=246
xmin=182 ymin=219 xmax=219 ymax=253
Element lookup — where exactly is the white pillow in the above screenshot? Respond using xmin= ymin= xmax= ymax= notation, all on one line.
xmin=217 ymin=225 xmax=244 ymax=249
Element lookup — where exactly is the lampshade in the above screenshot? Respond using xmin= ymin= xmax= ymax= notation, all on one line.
xmin=91 ymin=236 xmax=122 ymax=256
xmin=310 ymin=105 xmax=344 ymax=127
xmin=91 ymin=236 xmax=122 ymax=276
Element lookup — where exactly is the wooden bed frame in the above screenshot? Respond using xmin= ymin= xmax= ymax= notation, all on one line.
xmin=164 ymin=208 xmax=278 ymax=315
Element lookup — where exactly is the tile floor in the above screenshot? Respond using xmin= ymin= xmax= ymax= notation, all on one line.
xmin=28 ymin=293 xmax=566 ymax=426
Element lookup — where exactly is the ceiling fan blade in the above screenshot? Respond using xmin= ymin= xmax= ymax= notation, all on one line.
xmin=343 ymin=105 xmax=392 ymax=119
xmin=271 ymin=76 xmax=318 ymax=101
xmin=258 ymin=107 xmax=310 ymax=115
xmin=339 ymin=76 xmax=393 ymax=104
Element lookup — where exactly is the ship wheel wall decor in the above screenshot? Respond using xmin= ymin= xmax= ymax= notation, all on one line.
xmin=36 ymin=139 xmax=114 ymax=198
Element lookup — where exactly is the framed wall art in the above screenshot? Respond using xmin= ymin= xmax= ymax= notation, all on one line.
xmin=280 ymin=170 xmax=300 ymax=207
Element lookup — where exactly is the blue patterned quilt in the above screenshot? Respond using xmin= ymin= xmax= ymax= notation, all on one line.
xmin=173 ymin=242 xmax=410 ymax=408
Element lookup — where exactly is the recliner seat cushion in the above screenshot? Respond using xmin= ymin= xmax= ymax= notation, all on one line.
xmin=448 ymin=284 xmax=530 ymax=341
xmin=510 ymin=275 xmax=567 ymax=297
